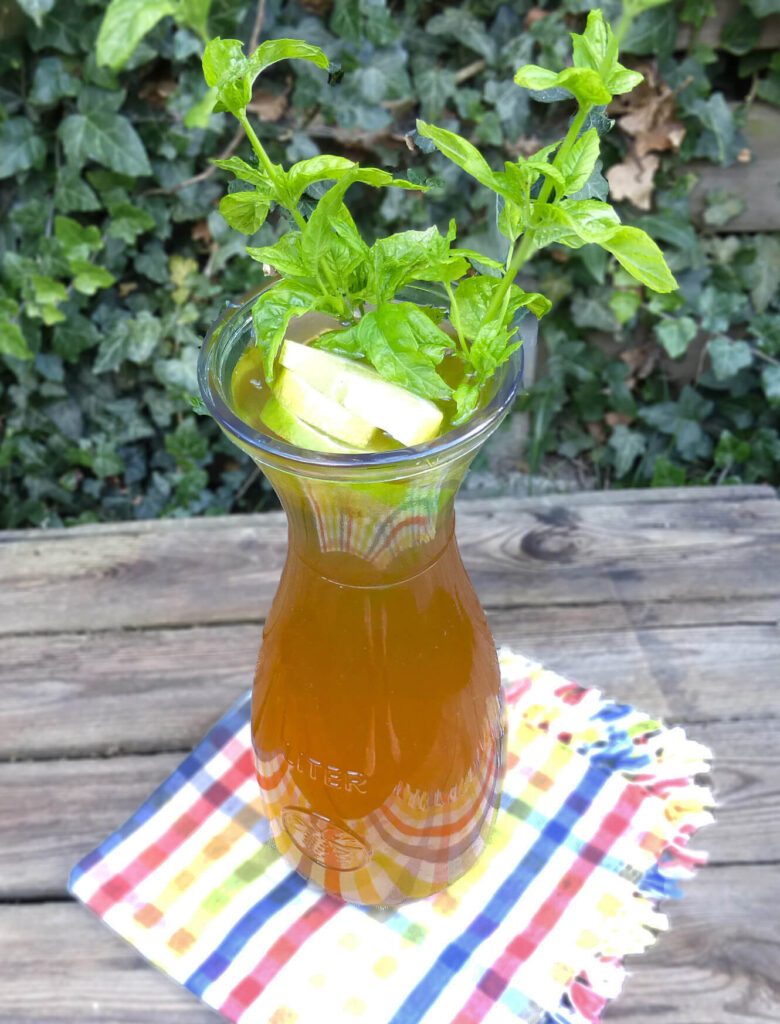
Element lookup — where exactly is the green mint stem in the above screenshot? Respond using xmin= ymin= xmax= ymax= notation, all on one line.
xmin=445 ymin=281 xmax=469 ymax=355
xmin=238 ymin=111 xmax=307 ymax=230
xmin=483 ymin=101 xmax=591 ymax=326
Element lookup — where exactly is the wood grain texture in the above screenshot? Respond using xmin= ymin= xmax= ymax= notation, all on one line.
xmin=1 ymin=866 xmax=777 ymax=1023
xmin=1 ymin=598 xmax=778 ymax=759
xmin=0 ymin=719 xmax=773 ymax=900
xmin=1 ymin=487 xmax=778 ymax=636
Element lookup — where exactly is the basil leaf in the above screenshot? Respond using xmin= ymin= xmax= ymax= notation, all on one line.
xmin=315 ymin=325 xmax=363 ymax=357
xmin=247 ymin=233 xmax=311 ymax=278
xmin=560 ymin=128 xmax=599 ymax=195
xmin=416 ymin=120 xmax=502 ymax=193
xmin=369 ymin=224 xmax=469 ymax=303
xmin=301 ymin=173 xmax=369 ymax=287
xmin=600 ymin=227 xmax=678 ymax=293
xmin=555 ymin=68 xmax=612 ymax=106
xmin=559 ymin=199 xmax=620 ymax=242
xmin=469 ymin=321 xmax=519 ymax=381
xmin=358 ymin=305 xmax=452 ymax=401
xmin=204 ymin=37 xmax=329 ymax=117
xmin=218 ymin=191 xmax=271 ymax=234
xmin=453 ymin=376 xmax=480 ymax=424
xmin=513 ymin=65 xmax=559 ymax=92
xmin=251 ymin=281 xmax=325 ymax=381
xmin=286 ymin=155 xmax=357 ymax=201
xmin=212 ymin=156 xmax=270 ymax=188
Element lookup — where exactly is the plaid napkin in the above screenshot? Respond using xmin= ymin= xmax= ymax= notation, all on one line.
xmin=69 ymin=649 xmax=713 ymax=1024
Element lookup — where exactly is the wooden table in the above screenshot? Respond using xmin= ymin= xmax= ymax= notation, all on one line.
xmin=1 ymin=485 xmax=779 ymax=1022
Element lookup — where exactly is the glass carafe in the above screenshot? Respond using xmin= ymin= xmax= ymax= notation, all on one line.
xmin=199 ymin=288 xmax=531 ymax=906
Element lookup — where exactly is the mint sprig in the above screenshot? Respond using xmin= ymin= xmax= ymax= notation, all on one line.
xmin=204 ymin=10 xmax=677 ymax=427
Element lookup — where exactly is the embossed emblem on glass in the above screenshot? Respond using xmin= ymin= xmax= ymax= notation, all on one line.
xmin=282 ymin=808 xmax=372 ymax=871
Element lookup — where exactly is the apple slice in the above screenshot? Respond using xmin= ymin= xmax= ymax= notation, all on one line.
xmin=274 ymin=368 xmax=377 ymax=447
xmin=280 ymin=339 xmax=445 ymax=447
xmin=260 ymin=395 xmax=365 ymax=454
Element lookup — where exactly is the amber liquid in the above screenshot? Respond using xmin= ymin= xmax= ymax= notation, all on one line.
xmin=251 ymin=530 xmax=503 ymax=905
xmin=230 ymin=325 xmax=503 ymax=904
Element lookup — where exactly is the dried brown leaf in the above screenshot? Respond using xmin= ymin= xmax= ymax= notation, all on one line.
xmin=606 ymin=153 xmax=660 ymax=211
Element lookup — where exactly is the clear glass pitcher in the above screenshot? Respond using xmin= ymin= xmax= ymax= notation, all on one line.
xmin=199 ymin=288 xmax=532 ymax=905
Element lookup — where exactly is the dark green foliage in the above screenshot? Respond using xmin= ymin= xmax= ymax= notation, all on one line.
xmin=1 ymin=0 xmax=778 ymax=528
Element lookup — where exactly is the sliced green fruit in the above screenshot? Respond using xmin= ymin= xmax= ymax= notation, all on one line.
xmin=280 ymin=339 xmax=444 ymax=447
xmin=275 ymin=368 xmax=377 ymax=447
xmin=259 ymin=395 xmax=365 ymax=453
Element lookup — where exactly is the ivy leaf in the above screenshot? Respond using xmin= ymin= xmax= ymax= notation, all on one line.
xmin=761 ymin=365 xmax=780 ymax=402
xmin=218 ymin=191 xmax=271 ymax=234
xmin=55 ymin=216 xmax=102 ymax=261
xmin=654 ymin=316 xmax=697 ymax=358
xmin=707 ymin=336 xmax=753 ymax=380
xmin=0 ymin=318 xmax=33 ymax=360
xmin=561 ymin=128 xmax=599 ymax=195
xmin=0 ymin=119 xmax=46 ymax=179
xmin=16 ymin=0 xmax=56 ymax=27
xmin=96 ymin=0 xmax=176 ymax=70
xmin=690 ymin=93 xmax=741 ymax=165
xmin=609 ymin=425 xmax=646 ymax=477
xmin=59 ymin=111 xmax=152 ymax=176
xmin=54 ymin=170 xmax=101 ymax=213
xmin=357 ymin=305 xmax=452 ymax=401
xmin=105 ymin=201 xmax=156 ymax=244
xmin=70 ymin=261 xmax=116 ymax=296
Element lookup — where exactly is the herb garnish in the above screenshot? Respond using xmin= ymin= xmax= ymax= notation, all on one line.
xmin=205 ymin=9 xmax=677 ymax=425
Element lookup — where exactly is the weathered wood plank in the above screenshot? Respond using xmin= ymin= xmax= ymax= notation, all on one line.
xmin=1 ymin=490 xmax=778 ymax=636
xmin=0 ymin=718 xmax=769 ymax=900
xmin=0 ymin=596 xmax=775 ymax=759
xmin=1 ymin=866 xmax=777 ymax=1023
xmin=1 ymin=599 xmax=777 ymax=759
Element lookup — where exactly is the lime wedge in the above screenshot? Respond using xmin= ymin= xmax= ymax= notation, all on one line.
xmin=280 ymin=340 xmax=444 ymax=447
xmin=275 ymin=368 xmax=377 ymax=447
xmin=259 ymin=395 xmax=365 ymax=453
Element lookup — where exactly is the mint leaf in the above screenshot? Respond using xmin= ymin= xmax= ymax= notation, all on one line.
xmin=561 ymin=128 xmax=599 ymax=195
xmin=600 ymin=227 xmax=678 ymax=293
xmin=456 ymin=277 xmax=549 ymax=339
xmin=59 ymin=111 xmax=151 ymax=176
xmin=219 ymin=191 xmax=271 ymax=234
xmin=96 ymin=0 xmax=176 ymax=70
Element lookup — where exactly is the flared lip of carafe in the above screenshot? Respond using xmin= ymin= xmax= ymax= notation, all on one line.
xmin=198 ymin=285 xmax=531 ymax=471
